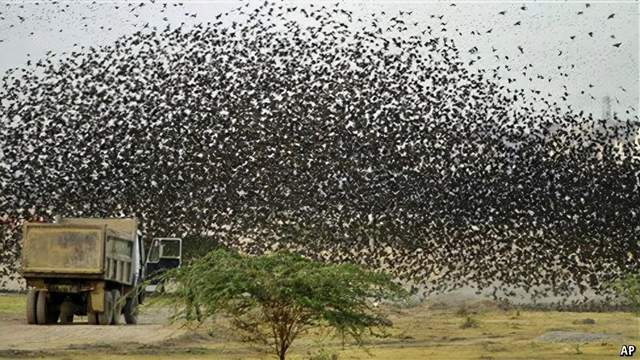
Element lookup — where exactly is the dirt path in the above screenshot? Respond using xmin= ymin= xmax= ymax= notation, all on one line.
xmin=0 ymin=306 xmax=187 ymax=351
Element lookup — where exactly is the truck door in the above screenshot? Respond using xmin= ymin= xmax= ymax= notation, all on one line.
xmin=145 ymin=238 xmax=182 ymax=284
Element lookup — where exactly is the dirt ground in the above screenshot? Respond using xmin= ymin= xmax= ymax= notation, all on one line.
xmin=0 ymin=292 xmax=638 ymax=359
xmin=0 ymin=298 xmax=184 ymax=351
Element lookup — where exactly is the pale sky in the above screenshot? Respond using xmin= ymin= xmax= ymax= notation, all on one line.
xmin=0 ymin=0 xmax=638 ymax=117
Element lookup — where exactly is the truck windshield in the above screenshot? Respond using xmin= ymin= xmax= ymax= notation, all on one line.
xmin=148 ymin=242 xmax=160 ymax=263
xmin=161 ymin=240 xmax=180 ymax=259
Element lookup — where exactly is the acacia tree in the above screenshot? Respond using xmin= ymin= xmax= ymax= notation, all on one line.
xmin=161 ymin=249 xmax=407 ymax=360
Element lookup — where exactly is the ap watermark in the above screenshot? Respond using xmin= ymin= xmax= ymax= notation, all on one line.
xmin=620 ymin=345 xmax=636 ymax=357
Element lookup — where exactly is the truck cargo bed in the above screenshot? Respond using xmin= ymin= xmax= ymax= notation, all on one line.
xmin=21 ymin=223 xmax=134 ymax=285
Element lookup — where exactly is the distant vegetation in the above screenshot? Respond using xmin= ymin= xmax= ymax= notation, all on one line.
xmin=611 ymin=272 xmax=640 ymax=313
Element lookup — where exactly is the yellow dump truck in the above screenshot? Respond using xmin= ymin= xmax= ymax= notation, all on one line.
xmin=21 ymin=217 xmax=145 ymax=325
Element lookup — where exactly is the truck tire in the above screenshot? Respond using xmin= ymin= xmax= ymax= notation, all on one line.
xmin=87 ymin=311 xmax=98 ymax=325
xmin=59 ymin=301 xmax=74 ymax=324
xmin=26 ymin=290 xmax=38 ymax=324
xmin=36 ymin=291 xmax=59 ymax=325
xmin=123 ymin=293 xmax=138 ymax=325
xmin=97 ymin=291 xmax=113 ymax=325
xmin=111 ymin=290 xmax=122 ymax=325
xmin=36 ymin=291 xmax=46 ymax=325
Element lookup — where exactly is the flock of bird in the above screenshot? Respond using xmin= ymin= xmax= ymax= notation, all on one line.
xmin=0 ymin=1 xmax=638 ymax=305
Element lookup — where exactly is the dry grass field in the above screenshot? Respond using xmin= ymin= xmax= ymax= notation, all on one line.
xmin=1 ymin=293 xmax=637 ymax=359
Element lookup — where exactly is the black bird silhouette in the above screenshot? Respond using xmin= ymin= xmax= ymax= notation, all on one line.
xmin=0 ymin=0 xmax=637 ymax=307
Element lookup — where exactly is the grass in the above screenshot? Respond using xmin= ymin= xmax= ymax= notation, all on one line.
xmin=0 ymin=292 xmax=638 ymax=360
xmin=460 ymin=316 xmax=480 ymax=329
xmin=0 ymin=292 xmax=25 ymax=315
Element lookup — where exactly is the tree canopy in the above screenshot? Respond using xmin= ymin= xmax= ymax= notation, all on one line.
xmin=161 ymin=249 xmax=406 ymax=360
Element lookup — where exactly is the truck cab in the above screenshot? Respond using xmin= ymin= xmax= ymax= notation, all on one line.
xmin=144 ymin=238 xmax=182 ymax=291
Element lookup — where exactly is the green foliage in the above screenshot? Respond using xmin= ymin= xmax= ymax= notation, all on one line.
xmin=307 ymin=348 xmax=338 ymax=360
xmin=161 ymin=249 xmax=407 ymax=360
xmin=180 ymin=234 xmax=226 ymax=262
xmin=611 ymin=272 xmax=640 ymax=313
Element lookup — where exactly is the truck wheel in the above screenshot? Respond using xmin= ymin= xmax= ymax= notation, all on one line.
xmin=111 ymin=290 xmax=122 ymax=325
xmin=26 ymin=290 xmax=38 ymax=324
xmin=36 ymin=291 xmax=48 ymax=325
xmin=97 ymin=291 xmax=113 ymax=325
xmin=59 ymin=301 xmax=74 ymax=324
xmin=87 ymin=311 xmax=98 ymax=325
xmin=123 ymin=293 xmax=138 ymax=325
xmin=37 ymin=291 xmax=60 ymax=325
